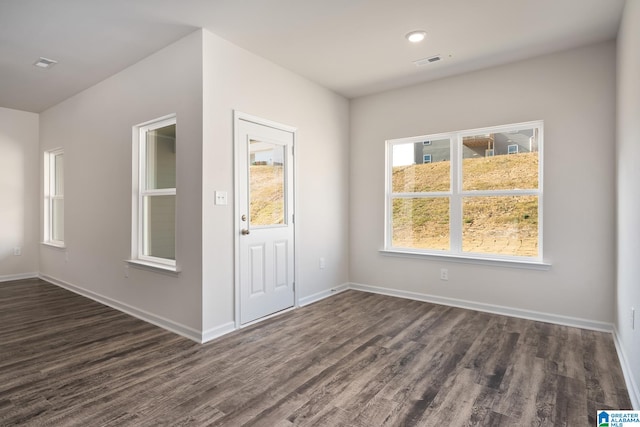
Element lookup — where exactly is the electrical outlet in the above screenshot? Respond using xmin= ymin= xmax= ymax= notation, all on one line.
xmin=440 ymin=268 xmax=448 ymax=281
xmin=13 ymin=247 xmax=22 ymax=256
xmin=215 ymin=191 xmax=228 ymax=206
xmin=319 ymin=257 xmax=326 ymax=270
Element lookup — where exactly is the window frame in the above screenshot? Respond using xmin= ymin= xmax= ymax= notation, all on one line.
xmin=130 ymin=114 xmax=178 ymax=271
xmin=384 ymin=120 xmax=544 ymax=265
xmin=43 ymin=148 xmax=64 ymax=247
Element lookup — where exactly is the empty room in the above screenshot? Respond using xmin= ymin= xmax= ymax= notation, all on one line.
xmin=1 ymin=0 xmax=639 ymax=425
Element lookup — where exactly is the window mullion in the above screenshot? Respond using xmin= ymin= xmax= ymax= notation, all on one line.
xmin=390 ymin=192 xmax=451 ymax=198
xmin=461 ymin=189 xmax=540 ymax=197
xmin=141 ymin=188 xmax=176 ymax=197
xmin=450 ymin=134 xmax=462 ymax=253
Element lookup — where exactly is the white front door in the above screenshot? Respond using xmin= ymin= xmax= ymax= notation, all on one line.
xmin=236 ymin=114 xmax=295 ymax=325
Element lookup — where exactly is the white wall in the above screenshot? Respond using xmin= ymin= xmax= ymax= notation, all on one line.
xmin=33 ymin=28 xmax=350 ymax=341
xmin=0 ymin=107 xmax=39 ymax=280
xmin=201 ymin=30 xmax=350 ymax=334
xmin=616 ymin=0 xmax=640 ymax=408
xmin=350 ymin=42 xmax=616 ymax=324
xmin=39 ymin=31 xmax=204 ymax=336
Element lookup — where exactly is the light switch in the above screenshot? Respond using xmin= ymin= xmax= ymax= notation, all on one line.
xmin=215 ymin=191 xmax=228 ymax=206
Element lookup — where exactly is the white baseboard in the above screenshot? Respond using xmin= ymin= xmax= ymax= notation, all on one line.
xmin=202 ymin=322 xmax=236 ymax=344
xmin=298 ymin=283 xmax=349 ymax=307
xmin=39 ymin=274 xmax=203 ymax=343
xmin=613 ymin=328 xmax=640 ymax=410
xmin=348 ymin=282 xmax=614 ymax=332
xmin=0 ymin=272 xmax=39 ymax=282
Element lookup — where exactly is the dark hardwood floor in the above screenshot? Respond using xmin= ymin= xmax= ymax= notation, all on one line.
xmin=0 ymin=278 xmax=631 ymax=426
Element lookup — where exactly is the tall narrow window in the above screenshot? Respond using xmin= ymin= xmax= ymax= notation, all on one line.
xmin=132 ymin=115 xmax=177 ymax=268
xmin=44 ymin=148 xmax=64 ymax=246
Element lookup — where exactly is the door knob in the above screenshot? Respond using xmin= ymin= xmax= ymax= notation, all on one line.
xmin=241 ymin=229 xmax=250 ymax=235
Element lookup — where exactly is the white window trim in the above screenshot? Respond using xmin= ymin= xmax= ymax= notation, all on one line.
xmin=423 ymin=154 xmax=432 ymax=163
xmin=379 ymin=249 xmax=551 ymax=270
xmin=384 ymin=120 xmax=545 ymax=266
xmin=129 ymin=114 xmax=178 ymax=272
xmin=43 ymin=148 xmax=64 ymax=247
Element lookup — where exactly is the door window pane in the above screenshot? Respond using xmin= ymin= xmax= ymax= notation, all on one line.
xmin=146 ymin=124 xmax=176 ymax=190
xmin=249 ymin=139 xmax=285 ymax=226
xmin=462 ymin=128 xmax=538 ymax=191
xmin=392 ymin=197 xmax=449 ymax=250
xmin=462 ymin=196 xmax=538 ymax=257
xmin=392 ymin=139 xmax=451 ymax=193
xmin=143 ymin=195 xmax=176 ymax=260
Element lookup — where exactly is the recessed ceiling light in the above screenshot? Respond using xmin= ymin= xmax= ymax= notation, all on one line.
xmin=33 ymin=57 xmax=58 ymax=69
xmin=405 ymin=30 xmax=426 ymax=43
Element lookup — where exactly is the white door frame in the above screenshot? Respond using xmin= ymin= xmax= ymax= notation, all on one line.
xmin=233 ymin=111 xmax=298 ymax=328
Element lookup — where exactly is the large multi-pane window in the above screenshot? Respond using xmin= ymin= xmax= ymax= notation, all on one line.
xmin=44 ymin=148 xmax=64 ymax=245
xmin=132 ymin=115 xmax=176 ymax=268
xmin=386 ymin=121 xmax=543 ymax=262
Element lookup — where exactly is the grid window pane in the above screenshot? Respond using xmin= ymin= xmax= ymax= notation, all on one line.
xmin=54 ymin=154 xmax=64 ymax=196
xmin=392 ymin=197 xmax=449 ymax=251
xmin=392 ymin=139 xmax=450 ymax=193
xmin=462 ymin=128 xmax=538 ymax=191
xmin=52 ymin=198 xmax=64 ymax=242
xmin=143 ymin=195 xmax=176 ymax=260
xmin=146 ymin=124 xmax=176 ymax=190
xmin=462 ymin=196 xmax=538 ymax=257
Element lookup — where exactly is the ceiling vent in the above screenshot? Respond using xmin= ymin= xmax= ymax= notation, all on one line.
xmin=33 ymin=57 xmax=58 ymax=69
xmin=414 ymin=55 xmax=442 ymax=67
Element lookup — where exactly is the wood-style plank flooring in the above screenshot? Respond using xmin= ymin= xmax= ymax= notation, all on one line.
xmin=0 ymin=278 xmax=631 ymax=426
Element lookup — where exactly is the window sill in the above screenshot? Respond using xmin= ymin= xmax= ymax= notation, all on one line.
xmin=126 ymin=259 xmax=181 ymax=275
xmin=41 ymin=242 xmax=66 ymax=250
xmin=379 ymin=249 xmax=551 ymax=270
